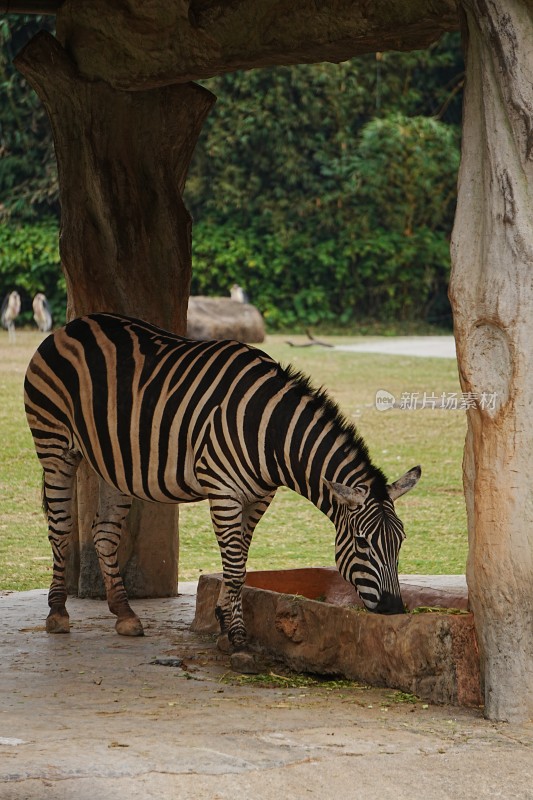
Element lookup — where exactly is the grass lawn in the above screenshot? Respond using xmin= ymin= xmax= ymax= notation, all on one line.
xmin=0 ymin=328 xmax=468 ymax=591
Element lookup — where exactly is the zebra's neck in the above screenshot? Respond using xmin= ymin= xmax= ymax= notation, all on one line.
xmin=267 ymin=385 xmax=376 ymax=517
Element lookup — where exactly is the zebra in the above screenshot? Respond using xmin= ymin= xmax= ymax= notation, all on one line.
xmin=1 ymin=290 xmax=21 ymax=342
xmin=32 ymin=293 xmax=53 ymax=332
xmin=24 ymin=313 xmax=421 ymax=647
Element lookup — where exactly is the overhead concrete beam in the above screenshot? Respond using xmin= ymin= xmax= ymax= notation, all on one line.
xmin=54 ymin=0 xmax=459 ymax=90
xmin=1 ymin=1 xmax=62 ymax=12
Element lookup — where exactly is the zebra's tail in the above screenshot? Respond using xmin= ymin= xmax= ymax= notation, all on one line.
xmin=41 ymin=472 xmax=48 ymax=517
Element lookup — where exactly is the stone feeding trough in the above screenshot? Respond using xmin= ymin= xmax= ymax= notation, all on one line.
xmin=192 ymin=568 xmax=482 ymax=708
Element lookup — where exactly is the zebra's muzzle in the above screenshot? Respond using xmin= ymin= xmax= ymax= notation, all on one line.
xmin=372 ymin=591 xmax=405 ymax=615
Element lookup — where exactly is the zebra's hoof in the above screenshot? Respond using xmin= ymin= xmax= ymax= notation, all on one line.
xmin=46 ymin=612 xmax=70 ymax=634
xmin=228 ymin=629 xmax=247 ymax=652
xmin=230 ymin=651 xmax=263 ymax=675
xmin=216 ymin=633 xmax=231 ymax=653
xmin=115 ymin=616 xmax=144 ymax=636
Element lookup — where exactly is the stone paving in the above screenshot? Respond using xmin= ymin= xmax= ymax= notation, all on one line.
xmin=1 ymin=585 xmax=533 ymax=800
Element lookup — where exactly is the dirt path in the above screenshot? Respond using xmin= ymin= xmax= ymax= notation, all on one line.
xmin=1 ymin=587 xmax=532 ymax=800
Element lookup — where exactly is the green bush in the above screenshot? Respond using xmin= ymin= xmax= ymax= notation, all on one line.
xmin=0 ymin=219 xmax=66 ymax=326
xmin=2 ymin=112 xmax=458 ymax=334
xmin=1 ymin=19 xmax=462 ymax=332
xmin=191 ymin=222 xmax=453 ymax=330
xmin=191 ymin=114 xmax=459 ymax=330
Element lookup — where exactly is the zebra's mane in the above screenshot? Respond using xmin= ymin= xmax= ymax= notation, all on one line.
xmin=279 ymin=363 xmax=389 ymax=495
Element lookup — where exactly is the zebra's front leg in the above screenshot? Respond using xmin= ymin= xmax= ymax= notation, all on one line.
xmin=218 ymin=573 xmax=247 ymax=651
xmin=217 ymin=555 xmax=247 ymax=652
xmin=213 ymin=492 xmax=276 ymax=651
xmin=92 ymin=479 xmax=143 ymax=636
xmin=43 ymin=451 xmax=82 ymax=633
xmin=209 ymin=497 xmax=249 ymax=650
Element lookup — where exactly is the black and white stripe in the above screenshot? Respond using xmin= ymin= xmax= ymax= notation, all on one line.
xmin=25 ymin=313 xmax=421 ymax=644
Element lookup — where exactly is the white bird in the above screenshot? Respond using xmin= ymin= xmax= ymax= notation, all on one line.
xmin=230 ymin=284 xmax=249 ymax=303
xmin=1 ymin=290 xmax=21 ymax=342
xmin=33 ymin=293 xmax=53 ymax=332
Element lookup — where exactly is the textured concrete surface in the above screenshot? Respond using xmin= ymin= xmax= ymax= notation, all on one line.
xmin=335 ymin=336 xmax=457 ymax=359
xmin=1 ymin=585 xmax=532 ymax=800
xmin=192 ymin=573 xmax=481 ymax=707
xmin=242 ymin=569 xmax=470 ymax=610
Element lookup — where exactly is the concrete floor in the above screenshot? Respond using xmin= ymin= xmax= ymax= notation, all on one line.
xmin=1 ymin=585 xmax=532 ymax=800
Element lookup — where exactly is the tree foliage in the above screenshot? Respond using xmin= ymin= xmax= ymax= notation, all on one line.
xmin=190 ymin=114 xmax=459 ymax=327
xmin=0 ymin=15 xmax=58 ymax=221
xmin=0 ymin=16 xmax=64 ymax=325
xmin=0 ymin=16 xmax=463 ymax=329
xmin=0 ymin=220 xmax=65 ymax=325
xmin=187 ymin=35 xmax=463 ymax=327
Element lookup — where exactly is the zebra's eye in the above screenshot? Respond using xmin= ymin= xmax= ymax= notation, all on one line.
xmin=355 ymin=536 xmax=371 ymax=549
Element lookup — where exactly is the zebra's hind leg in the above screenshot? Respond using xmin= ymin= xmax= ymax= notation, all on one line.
xmin=43 ymin=450 xmax=82 ymax=633
xmin=91 ymin=479 xmax=143 ymax=636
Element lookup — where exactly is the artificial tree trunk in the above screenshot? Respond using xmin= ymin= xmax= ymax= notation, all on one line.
xmin=15 ymin=31 xmax=215 ymax=598
xmin=450 ymin=0 xmax=533 ymax=722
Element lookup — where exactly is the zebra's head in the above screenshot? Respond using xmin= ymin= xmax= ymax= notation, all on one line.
xmin=327 ymin=465 xmax=421 ymax=614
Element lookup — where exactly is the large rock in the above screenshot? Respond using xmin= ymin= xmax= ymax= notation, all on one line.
xmin=187 ymin=296 xmax=265 ymax=343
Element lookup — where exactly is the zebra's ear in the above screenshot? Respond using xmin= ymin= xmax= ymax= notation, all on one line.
xmin=327 ymin=481 xmax=370 ymax=509
xmin=387 ymin=465 xmax=422 ymax=501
